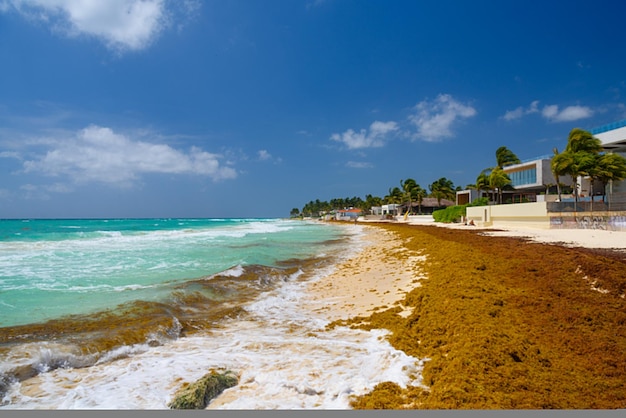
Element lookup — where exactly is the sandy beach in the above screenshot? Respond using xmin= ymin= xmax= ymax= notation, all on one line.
xmin=309 ymin=219 xmax=626 ymax=409
xmin=306 ymin=225 xmax=427 ymax=320
xmin=422 ymin=221 xmax=626 ymax=250
xmin=308 ymin=220 xmax=626 ymax=321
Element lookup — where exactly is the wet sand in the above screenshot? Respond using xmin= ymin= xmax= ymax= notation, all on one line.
xmin=306 ymin=225 xmax=426 ymax=320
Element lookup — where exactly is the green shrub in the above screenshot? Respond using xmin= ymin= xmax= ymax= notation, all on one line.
xmin=433 ymin=198 xmax=489 ymax=223
xmin=432 ymin=205 xmax=466 ymax=223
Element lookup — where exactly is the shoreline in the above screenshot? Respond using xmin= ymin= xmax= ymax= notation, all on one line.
xmin=305 ymin=225 xmax=426 ymax=320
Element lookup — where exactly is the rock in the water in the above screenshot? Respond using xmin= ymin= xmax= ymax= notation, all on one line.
xmin=168 ymin=370 xmax=238 ymax=409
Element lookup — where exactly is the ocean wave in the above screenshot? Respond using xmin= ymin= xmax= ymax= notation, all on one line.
xmin=0 ymin=314 xmax=185 ymax=401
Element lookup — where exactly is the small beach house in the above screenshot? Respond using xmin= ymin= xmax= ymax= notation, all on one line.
xmin=335 ymin=208 xmax=362 ymax=221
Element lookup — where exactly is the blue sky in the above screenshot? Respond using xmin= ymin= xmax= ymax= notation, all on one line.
xmin=1 ymin=0 xmax=626 ymax=218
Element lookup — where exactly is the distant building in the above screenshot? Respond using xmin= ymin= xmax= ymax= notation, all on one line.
xmin=381 ymin=204 xmax=399 ymax=216
xmin=402 ymin=198 xmax=455 ymax=214
xmin=335 ymin=208 xmax=362 ymax=221
xmin=370 ymin=206 xmax=383 ymax=216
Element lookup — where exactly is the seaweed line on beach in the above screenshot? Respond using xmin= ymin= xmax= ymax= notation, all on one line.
xmin=332 ymin=222 xmax=626 ymax=409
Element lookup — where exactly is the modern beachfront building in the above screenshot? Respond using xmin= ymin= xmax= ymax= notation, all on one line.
xmin=456 ymin=156 xmax=570 ymax=206
xmin=458 ymin=120 xmax=626 ymax=207
xmin=591 ymin=119 xmax=626 ymax=197
xmin=462 ymin=120 xmax=626 ymax=231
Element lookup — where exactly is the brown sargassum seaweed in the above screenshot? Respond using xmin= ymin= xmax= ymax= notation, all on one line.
xmin=332 ymin=223 xmax=626 ymax=409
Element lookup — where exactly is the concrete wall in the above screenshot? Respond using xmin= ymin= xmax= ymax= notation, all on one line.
xmin=466 ymin=202 xmax=550 ymax=229
xmin=466 ymin=201 xmax=626 ymax=231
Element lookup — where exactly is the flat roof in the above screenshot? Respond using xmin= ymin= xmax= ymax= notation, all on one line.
xmin=594 ymin=125 xmax=626 ymax=151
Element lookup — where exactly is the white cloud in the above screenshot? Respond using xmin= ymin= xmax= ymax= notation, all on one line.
xmin=330 ymin=120 xmax=398 ymax=150
xmin=256 ymin=149 xmax=282 ymax=163
xmin=257 ymin=150 xmax=272 ymax=161
xmin=503 ymin=100 xmax=593 ymax=123
xmin=2 ymin=0 xmax=198 ymax=52
xmin=502 ymin=100 xmax=539 ymax=121
xmin=0 ymin=151 xmax=22 ymax=160
xmin=408 ymin=94 xmax=477 ymax=142
xmin=541 ymin=104 xmax=593 ymax=122
xmin=346 ymin=161 xmax=373 ymax=169
xmin=22 ymin=125 xmax=237 ymax=187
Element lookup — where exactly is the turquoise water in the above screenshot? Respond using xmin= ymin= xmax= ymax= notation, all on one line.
xmin=0 ymin=218 xmax=349 ymax=327
xmin=0 ymin=219 xmax=427 ymax=409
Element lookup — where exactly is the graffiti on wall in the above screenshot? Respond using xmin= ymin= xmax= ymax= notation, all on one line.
xmin=550 ymin=215 xmax=626 ymax=231
xmin=577 ymin=216 xmax=607 ymax=230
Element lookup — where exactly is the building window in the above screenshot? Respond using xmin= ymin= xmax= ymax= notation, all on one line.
xmin=508 ymin=167 xmax=537 ymax=187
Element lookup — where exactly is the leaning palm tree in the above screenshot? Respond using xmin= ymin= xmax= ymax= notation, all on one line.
xmin=565 ymin=128 xmax=603 ymax=154
xmin=495 ymin=146 xmax=521 ymax=168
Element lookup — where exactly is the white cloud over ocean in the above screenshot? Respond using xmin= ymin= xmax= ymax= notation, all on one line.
xmin=1 ymin=0 xmax=199 ymax=52
xmin=19 ymin=125 xmax=237 ymax=187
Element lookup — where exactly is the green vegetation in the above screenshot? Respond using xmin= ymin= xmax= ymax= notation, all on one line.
xmin=431 ymin=205 xmax=465 ymax=223
xmin=432 ymin=197 xmax=489 ymax=223
xmin=295 ymin=177 xmax=459 ymax=218
xmin=168 ymin=370 xmax=238 ymax=409
xmin=332 ymin=223 xmax=626 ymax=409
xmin=428 ymin=177 xmax=456 ymax=206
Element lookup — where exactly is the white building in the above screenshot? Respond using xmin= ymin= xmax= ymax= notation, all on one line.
xmin=591 ymin=120 xmax=626 ymax=196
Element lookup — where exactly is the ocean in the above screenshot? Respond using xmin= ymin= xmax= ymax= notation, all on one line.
xmin=0 ymin=218 xmax=423 ymax=409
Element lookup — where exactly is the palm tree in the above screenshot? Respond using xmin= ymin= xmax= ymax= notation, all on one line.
xmin=590 ymin=152 xmax=626 ymax=207
xmin=384 ymin=187 xmax=404 ymax=205
xmin=414 ymin=185 xmax=427 ymax=214
xmin=495 ymin=146 xmax=521 ymax=168
xmin=565 ymin=128 xmax=603 ymax=154
xmin=475 ymin=170 xmax=492 ymax=202
xmin=554 ymin=129 xmax=604 ymax=203
xmin=488 ymin=167 xmax=512 ymax=204
xmin=400 ymin=178 xmax=419 ymax=215
xmin=363 ymin=194 xmax=383 ymax=213
xmin=551 ymin=147 xmax=563 ymax=201
xmin=475 ymin=146 xmax=520 ymax=204
xmin=429 ymin=177 xmax=455 ymax=206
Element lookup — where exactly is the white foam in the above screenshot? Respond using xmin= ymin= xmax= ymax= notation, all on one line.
xmin=1 ymin=228 xmax=425 ymax=410
xmin=211 ymin=265 xmax=245 ymax=278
